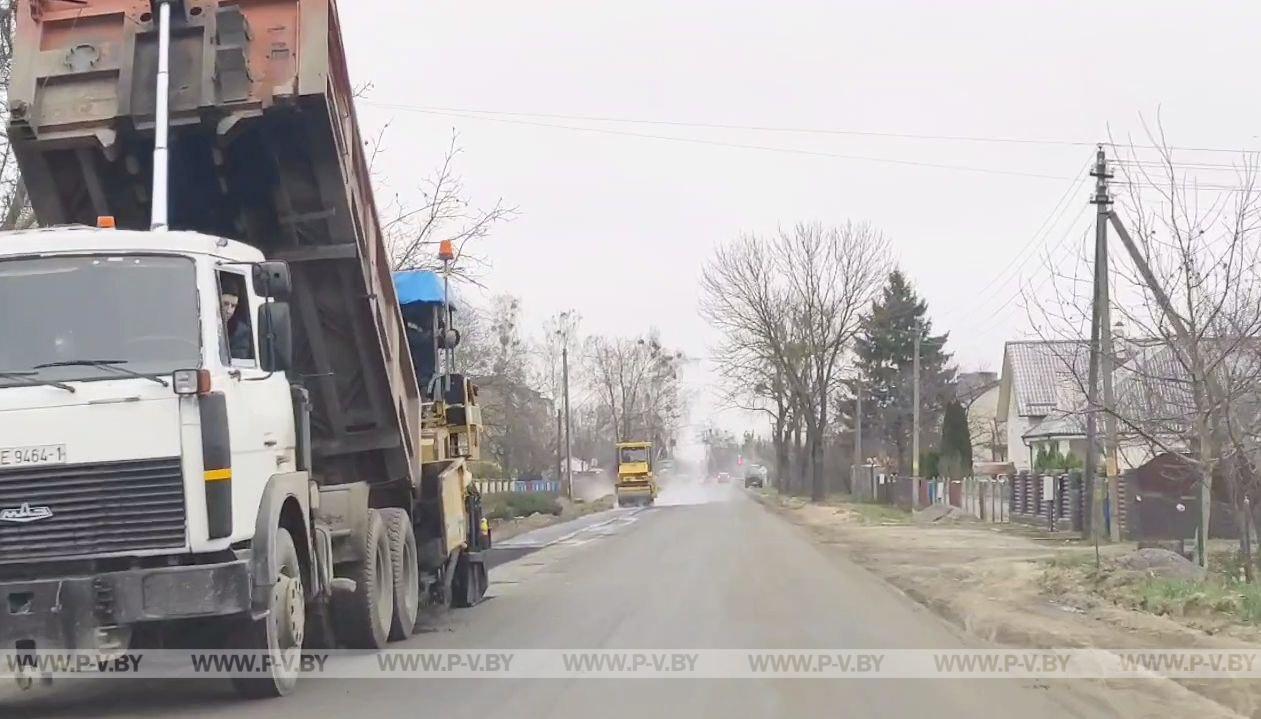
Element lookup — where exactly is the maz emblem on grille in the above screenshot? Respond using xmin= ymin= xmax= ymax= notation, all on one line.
xmin=0 ymin=503 xmax=54 ymax=523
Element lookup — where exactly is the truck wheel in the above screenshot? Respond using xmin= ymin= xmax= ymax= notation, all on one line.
xmin=333 ymin=509 xmax=393 ymax=649
xmin=231 ymin=527 xmax=305 ymax=699
xmin=379 ymin=508 xmax=420 ymax=641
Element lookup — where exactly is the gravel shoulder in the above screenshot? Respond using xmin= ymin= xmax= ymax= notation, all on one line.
xmin=754 ymin=489 xmax=1261 ymax=717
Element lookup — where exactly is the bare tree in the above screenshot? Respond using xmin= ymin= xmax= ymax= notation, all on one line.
xmin=370 ymin=129 xmax=517 ymax=278
xmin=467 ymin=294 xmax=564 ymax=479
xmin=957 ymin=370 xmax=1003 ymax=463
xmin=586 ymin=331 xmax=685 ymax=447
xmin=701 ymin=222 xmax=891 ymax=501
xmin=719 ymin=358 xmax=795 ymax=488
xmin=537 ymin=310 xmax=581 ymax=406
xmin=0 ymin=1 xmax=32 ymax=231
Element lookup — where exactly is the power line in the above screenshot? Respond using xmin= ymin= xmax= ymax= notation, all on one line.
xmin=974 ymin=207 xmax=1094 ymax=330
xmin=365 ymin=101 xmax=1261 ymax=155
xmin=1112 ymin=159 xmax=1252 ymax=171
xmin=940 ymin=159 xmax=1091 ymax=324
xmin=366 ymin=106 xmax=1076 ymax=181
xmin=961 ymin=209 xmax=1094 ymax=353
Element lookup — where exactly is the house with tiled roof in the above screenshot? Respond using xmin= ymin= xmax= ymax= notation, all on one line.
xmin=997 ymin=339 xmax=1207 ymax=472
xmin=997 ymin=341 xmax=1091 ymax=471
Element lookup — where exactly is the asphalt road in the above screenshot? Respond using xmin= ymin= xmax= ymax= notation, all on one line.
xmin=0 ymin=483 xmax=1182 ymax=718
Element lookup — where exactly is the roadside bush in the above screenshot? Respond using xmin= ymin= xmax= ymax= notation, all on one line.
xmin=1238 ymin=584 xmax=1261 ymax=623
xmin=1042 ymin=549 xmax=1261 ymax=625
xmin=1137 ymin=579 xmax=1232 ymax=617
xmin=1127 ymin=577 xmax=1261 ymax=621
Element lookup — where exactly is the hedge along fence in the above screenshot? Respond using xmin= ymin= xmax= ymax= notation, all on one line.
xmin=483 ymin=492 xmax=563 ymax=521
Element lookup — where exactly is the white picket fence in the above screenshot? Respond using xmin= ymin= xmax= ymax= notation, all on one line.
xmin=475 ymin=479 xmax=561 ymax=495
xmin=942 ymin=476 xmax=1010 ymax=523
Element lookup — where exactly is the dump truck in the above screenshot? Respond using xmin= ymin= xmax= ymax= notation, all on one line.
xmin=615 ymin=441 xmax=658 ymax=507
xmin=0 ymin=0 xmax=488 ymax=698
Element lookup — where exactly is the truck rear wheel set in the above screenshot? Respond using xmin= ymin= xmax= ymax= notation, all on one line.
xmin=381 ymin=508 xmax=421 ymax=641
xmin=234 ymin=509 xmax=484 ymax=699
xmin=333 ymin=510 xmax=395 ymax=650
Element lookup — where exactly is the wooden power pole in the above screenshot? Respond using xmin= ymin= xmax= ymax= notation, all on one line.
xmin=1089 ymin=147 xmax=1122 ymax=543
xmin=912 ymin=327 xmax=921 ymax=479
xmin=854 ymin=379 xmax=864 ymax=494
xmin=1085 ymin=147 xmax=1109 ymax=549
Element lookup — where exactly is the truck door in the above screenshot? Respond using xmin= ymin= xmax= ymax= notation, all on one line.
xmin=214 ymin=269 xmax=296 ymax=542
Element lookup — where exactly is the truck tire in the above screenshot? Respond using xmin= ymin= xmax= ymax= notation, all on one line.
xmin=379 ymin=508 xmax=420 ymax=641
xmin=231 ymin=527 xmax=305 ymax=699
xmin=333 ymin=509 xmax=394 ymax=649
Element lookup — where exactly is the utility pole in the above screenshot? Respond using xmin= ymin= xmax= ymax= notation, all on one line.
xmin=1096 ymin=152 xmax=1122 ymax=544
xmin=1085 ymin=146 xmax=1109 ymax=552
xmin=557 ymin=310 xmax=577 ymax=502
xmin=556 ymin=408 xmax=563 ymax=487
xmin=854 ymin=379 xmax=863 ymax=488
xmin=561 ymin=326 xmax=574 ymax=502
xmin=912 ymin=326 xmax=921 ymax=478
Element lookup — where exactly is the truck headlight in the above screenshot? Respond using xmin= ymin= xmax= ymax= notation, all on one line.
xmin=173 ymin=369 xmax=210 ymax=396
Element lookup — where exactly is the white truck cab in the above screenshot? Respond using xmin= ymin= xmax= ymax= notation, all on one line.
xmin=0 ymin=226 xmax=300 ymax=652
xmin=1 ymin=1 xmax=490 ymax=698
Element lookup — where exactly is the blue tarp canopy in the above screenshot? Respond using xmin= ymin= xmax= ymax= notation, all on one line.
xmin=394 ymin=270 xmax=457 ymax=309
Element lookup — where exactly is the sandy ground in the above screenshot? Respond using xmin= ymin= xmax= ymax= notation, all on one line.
xmin=756 ymin=490 xmax=1261 ymax=717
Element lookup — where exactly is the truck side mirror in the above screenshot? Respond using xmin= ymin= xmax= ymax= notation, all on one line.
xmin=253 ymin=261 xmax=292 ymax=300
xmin=258 ymin=301 xmax=293 ymax=373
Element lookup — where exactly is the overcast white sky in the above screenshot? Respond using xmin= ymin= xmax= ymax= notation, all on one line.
xmin=340 ymin=1 xmax=1261 ymax=438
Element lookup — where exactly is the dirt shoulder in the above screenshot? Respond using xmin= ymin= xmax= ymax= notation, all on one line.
xmin=753 ymin=489 xmax=1261 ymax=718
xmin=489 ymin=495 xmax=616 ymax=542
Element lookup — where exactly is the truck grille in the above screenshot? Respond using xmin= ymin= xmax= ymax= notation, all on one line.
xmin=0 ymin=457 xmax=186 ymax=562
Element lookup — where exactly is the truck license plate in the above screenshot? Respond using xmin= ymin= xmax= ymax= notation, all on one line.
xmin=0 ymin=444 xmax=67 ymax=468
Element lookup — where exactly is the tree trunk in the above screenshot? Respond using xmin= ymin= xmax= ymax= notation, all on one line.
xmin=791 ymin=424 xmax=806 ymax=495
xmin=1 ymin=180 xmax=27 ymax=232
xmin=1237 ymin=499 xmax=1254 ymax=583
xmin=797 ymin=440 xmax=808 ymax=497
xmin=773 ymin=419 xmax=789 ymax=491
xmin=1251 ymin=496 xmax=1261 ymax=584
xmin=809 ymin=425 xmax=825 ymax=502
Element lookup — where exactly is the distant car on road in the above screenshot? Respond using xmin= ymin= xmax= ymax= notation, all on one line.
xmin=717 ymin=472 xmax=731 ymax=484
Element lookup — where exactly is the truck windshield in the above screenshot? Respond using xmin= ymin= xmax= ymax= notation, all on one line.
xmin=619 ymin=447 xmax=650 ymax=464
xmin=0 ymin=255 xmax=199 ymax=387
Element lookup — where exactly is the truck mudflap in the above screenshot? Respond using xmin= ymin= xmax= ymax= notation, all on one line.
xmin=0 ymin=561 xmax=251 ymax=650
